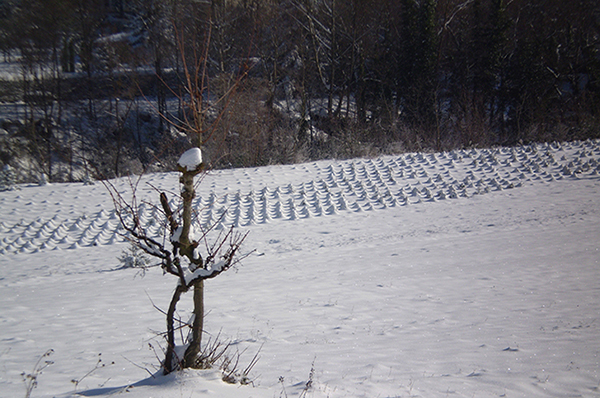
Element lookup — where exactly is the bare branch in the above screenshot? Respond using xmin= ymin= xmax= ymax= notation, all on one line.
xmin=160 ymin=192 xmax=178 ymax=235
xmin=184 ymin=228 xmax=249 ymax=287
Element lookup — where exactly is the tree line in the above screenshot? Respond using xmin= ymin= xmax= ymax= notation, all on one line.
xmin=0 ymin=0 xmax=599 ymax=182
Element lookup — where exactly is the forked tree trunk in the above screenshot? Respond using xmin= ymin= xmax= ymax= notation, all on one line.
xmin=122 ymin=153 xmax=244 ymax=375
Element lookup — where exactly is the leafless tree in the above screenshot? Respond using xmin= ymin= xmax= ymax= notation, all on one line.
xmin=104 ymin=157 xmax=249 ymax=373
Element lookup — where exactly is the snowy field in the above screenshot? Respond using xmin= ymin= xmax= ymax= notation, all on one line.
xmin=1 ymin=140 xmax=600 ymax=398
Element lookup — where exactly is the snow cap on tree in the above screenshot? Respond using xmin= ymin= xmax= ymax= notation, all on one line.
xmin=177 ymin=147 xmax=204 ymax=173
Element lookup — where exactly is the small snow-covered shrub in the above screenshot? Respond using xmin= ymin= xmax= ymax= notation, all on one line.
xmin=0 ymin=164 xmax=18 ymax=191
xmin=82 ymin=171 xmax=95 ymax=186
xmin=38 ymin=172 xmax=49 ymax=186
xmin=118 ymin=243 xmax=152 ymax=271
xmin=186 ymin=333 xmax=259 ymax=385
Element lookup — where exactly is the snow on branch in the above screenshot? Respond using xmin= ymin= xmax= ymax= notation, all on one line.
xmin=182 ymin=228 xmax=249 ymax=287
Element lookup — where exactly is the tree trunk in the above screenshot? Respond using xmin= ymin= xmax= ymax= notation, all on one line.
xmin=114 ymin=99 xmax=121 ymax=177
xmin=177 ymin=164 xmax=205 ymax=369
xmin=164 ymin=284 xmax=186 ymax=374
xmin=183 ymin=280 xmax=204 ymax=367
xmin=155 ymin=55 xmax=166 ymax=132
xmin=179 ymin=170 xmax=195 ymax=249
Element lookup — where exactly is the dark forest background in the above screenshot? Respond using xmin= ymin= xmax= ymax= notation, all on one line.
xmin=1 ymin=0 xmax=599 ymax=182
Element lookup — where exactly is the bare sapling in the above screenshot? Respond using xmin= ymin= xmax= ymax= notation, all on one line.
xmin=105 ymin=149 xmax=249 ymax=374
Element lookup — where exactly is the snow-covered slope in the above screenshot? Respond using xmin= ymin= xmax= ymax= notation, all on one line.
xmin=1 ymin=140 xmax=599 ymax=397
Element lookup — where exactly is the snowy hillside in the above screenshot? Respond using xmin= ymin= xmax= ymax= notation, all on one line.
xmin=1 ymin=140 xmax=600 ymax=397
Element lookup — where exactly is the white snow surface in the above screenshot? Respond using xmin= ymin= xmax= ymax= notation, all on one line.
xmin=1 ymin=140 xmax=600 ymax=398
xmin=178 ymin=147 xmax=203 ymax=171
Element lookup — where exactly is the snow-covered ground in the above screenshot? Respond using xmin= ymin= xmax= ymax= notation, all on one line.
xmin=1 ymin=140 xmax=600 ymax=397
